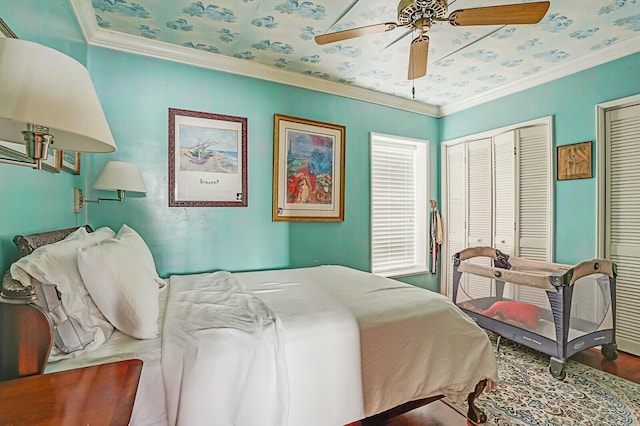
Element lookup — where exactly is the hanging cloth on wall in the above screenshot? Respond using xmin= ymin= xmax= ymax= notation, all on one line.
xmin=429 ymin=201 xmax=443 ymax=274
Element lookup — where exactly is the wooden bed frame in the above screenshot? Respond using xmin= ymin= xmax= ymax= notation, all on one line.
xmin=0 ymin=225 xmax=488 ymax=424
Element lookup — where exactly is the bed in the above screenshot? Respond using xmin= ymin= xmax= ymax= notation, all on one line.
xmin=452 ymin=246 xmax=617 ymax=380
xmin=1 ymin=225 xmax=498 ymax=425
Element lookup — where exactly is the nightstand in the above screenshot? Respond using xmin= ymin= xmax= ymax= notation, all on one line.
xmin=0 ymin=359 xmax=142 ymax=425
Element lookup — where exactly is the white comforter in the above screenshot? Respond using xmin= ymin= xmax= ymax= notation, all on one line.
xmin=161 ymin=272 xmax=289 ymax=426
xmin=237 ymin=265 xmax=498 ymax=422
xmin=47 ymin=265 xmax=497 ymax=426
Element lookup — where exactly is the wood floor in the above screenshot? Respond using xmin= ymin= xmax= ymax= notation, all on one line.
xmin=349 ymin=347 xmax=640 ymax=426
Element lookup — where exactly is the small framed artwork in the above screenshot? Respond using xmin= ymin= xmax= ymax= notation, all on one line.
xmin=42 ymin=149 xmax=62 ymax=173
xmin=557 ymin=141 xmax=592 ymax=181
xmin=168 ymin=108 xmax=247 ymax=207
xmin=0 ymin=140 xmax=61 ymax=172
xmin=272 ymin=114 xmax=345 ymax=222
xmin=61 ymin=151 xmax=81 ymax=174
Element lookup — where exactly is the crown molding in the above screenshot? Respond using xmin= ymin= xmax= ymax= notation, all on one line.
xmin=440 ymin=35 xmax=640 ymax=116
xmin=70 ymin=0 xmax=440 ymax=117
xmin=71 ymin=0 xmax=640 ymax=119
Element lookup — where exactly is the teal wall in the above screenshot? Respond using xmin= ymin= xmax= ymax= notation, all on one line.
xmin=0 ymin=0 xmax=441 ymax=290
xmin=85 ymin=47 xmax=440 ymax=289
xmin=2 ymin=0 xmax=639 ymax=290
xmin=0 ymin=1 xmax=89 ymax=275
xmin=287 ymin=105 xmax=440 ymax=288
xmin=440 ymin=52 xmax=640 ymax=265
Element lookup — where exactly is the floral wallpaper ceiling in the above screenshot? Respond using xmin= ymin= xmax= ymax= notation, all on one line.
xmin=88 ymin=0 xmax=640 ymax=110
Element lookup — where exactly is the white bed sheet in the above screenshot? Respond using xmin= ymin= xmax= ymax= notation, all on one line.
xmin=235 ymin=267 xmax=364 ymax=426
xmin=45 ymin=285 xmax=169 ymax=426
xmin=43 ymin=265 xmax=498 ymax=426
xmin=161 ymin=271 xmax=289 ymax=426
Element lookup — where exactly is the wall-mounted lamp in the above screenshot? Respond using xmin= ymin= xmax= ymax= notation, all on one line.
xmin=74 ymin=161 xmax=146 ymax=213
xmin=0 ymin=37 xmax=116 ymax=169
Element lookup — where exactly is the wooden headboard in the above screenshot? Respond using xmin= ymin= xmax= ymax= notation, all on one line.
xmin=0 ymin=225 xmax=92 ymax=381
xmin=12 ymin=225 xmax=93 ymax=259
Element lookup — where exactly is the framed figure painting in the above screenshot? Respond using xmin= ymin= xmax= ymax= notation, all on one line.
xmin=557 ymin=141 xmax=592 ymax=181
xmin=272 ymin=114 xmax=345 ymax=222
xmin=168 ymin=108 xmax=247 ymax=207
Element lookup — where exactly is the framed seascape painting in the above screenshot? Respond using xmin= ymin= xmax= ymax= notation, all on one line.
xmin=168 ymin=108 xmax=247 ymax=207
xmin=272 ymin=114 xmax=345 ymax=222
xmin=557 ymin=141 xmax=592 ymax=181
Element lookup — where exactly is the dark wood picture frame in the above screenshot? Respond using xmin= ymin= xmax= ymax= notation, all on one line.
xmin=168 ymin=108 xmax=247 ymax=207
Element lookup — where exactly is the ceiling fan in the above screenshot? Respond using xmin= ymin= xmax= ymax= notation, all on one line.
xmin=315 ymin=0 xmax=551 ymax=80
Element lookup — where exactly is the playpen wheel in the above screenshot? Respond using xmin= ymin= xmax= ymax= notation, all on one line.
xmin=549 ymin=358 xmax=566 ymax=380
xmin=601 ymin=343 xmax=618 ymax=361
xmin=549 ymin=364 xmax=566 ymax=380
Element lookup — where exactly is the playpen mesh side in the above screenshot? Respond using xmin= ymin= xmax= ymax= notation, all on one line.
xmin=454 ymin=260 xmax=613 ymax=344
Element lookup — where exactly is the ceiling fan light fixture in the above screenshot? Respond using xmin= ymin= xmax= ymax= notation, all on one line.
xmin=398 ymin=0 xmax=448 ymax=26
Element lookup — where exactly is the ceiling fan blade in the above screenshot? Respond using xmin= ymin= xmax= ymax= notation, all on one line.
xmin=315 ymin=22 xmax=398 ymax=45
xmin=408 ymin=36 xmax=429 ymax=80
xmin=448 ymin=1 xmax=550 ymax=26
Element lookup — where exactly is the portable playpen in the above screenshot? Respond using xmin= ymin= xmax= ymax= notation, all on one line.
xmin=452 ymin=247 xmax=617 ymax=379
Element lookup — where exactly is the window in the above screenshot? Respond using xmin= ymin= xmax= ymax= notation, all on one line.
xmin=370 ymin=133 xmax=428 ymax=277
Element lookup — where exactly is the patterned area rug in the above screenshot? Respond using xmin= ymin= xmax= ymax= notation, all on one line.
xmin=446 ymin=334 xmax=640 ymax=425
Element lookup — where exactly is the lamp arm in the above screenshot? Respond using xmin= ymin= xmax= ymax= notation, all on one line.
xmin=0 ymin=156 xmax=41 ymax=169
xmin=74 ymin=188 xmax=125 ymax=213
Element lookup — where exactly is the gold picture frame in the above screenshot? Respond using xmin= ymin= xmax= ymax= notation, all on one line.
xmin=557 ymin=141 xmax=592 ymax=181
xmin=168 ymin=108 xmax=248 ymax=207
xmin=272 ymin=114 xmax=346 ymax=222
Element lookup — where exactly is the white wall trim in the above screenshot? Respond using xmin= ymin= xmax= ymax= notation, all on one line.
xmin=595 ymin=93 xmax=640 ymax=257
xmin=441 ymin=115 xmax=552 ymax=147
xmin=441 ymin=37 xmax=640 ymax=116
xmin=70 ymin=0 xmax=640 ymax=118
xmin=71 ymin=0 xmax=640 ymax=118
xmin=70 ymin=0 xmax=439 ymax=117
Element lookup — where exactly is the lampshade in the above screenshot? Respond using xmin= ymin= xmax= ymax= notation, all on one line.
xmin=94 ymin=161 xmax=147 ymax=193
xmin=0 ymin=38 xmax=116 ymax=153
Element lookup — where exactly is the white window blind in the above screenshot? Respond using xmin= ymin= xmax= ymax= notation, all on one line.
xmin=370 ymin=134 xmax=427 ymax=276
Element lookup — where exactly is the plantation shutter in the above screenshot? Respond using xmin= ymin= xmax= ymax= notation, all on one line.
xmin=465 ymin=138 xmax=493 ymax=299
xmin=605 ymin=103 xmax=640 ymax=355
xmin=445 ymin=143 xmax=467 ymax=297
xmin=515 ymin=124 xmax=552 ymax=306
xmin=371 ymin=140 xmax=416 ymax=274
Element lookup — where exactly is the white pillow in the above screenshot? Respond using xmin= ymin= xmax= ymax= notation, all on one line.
xmin=10 ymin=226 xmax=116 ymax=358
xmin=77 ymin=225 xmax=164 ymax=339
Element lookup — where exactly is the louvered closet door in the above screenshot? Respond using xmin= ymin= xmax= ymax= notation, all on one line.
xmin=445 ymin=143 xmax=467 ymax=298
xmin=517 ymin=125 xmax=551 ymax=260
xmin=493 ymin=131 xmax=515 ymax=298
xmin=466 ymin=138 xmax=493 ymax=299
xmin=515 ymin=124 xmax=552 ymax=306
xmin=605 ymin=103 xmax=640 ymax=356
